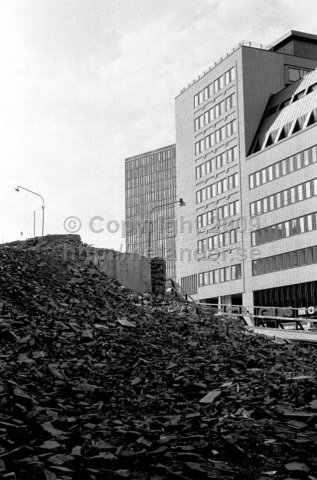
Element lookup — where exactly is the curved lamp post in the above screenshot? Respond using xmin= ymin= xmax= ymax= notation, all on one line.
xmin=147 ymin=198 xmax=185 ymax=257
xmin=15 ymin=186 xmax=45 ymax=237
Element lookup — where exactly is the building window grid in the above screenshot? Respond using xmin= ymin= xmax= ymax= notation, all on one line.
xmin=197 ymin=200 xmax=240 ymax=229
xmin=194 ymin=93 xmax=236 ymax=132
xmin=196 ymin=146 xmax=238 ymax=180
xmin=251 ymin=211 xmax=317 ymax=247
xmin=196 ymin=119 xmax=237 ymax=156
xmin=194 ymin=67 xmax=235 ymax=108
xmin=196 ymin=173 xmax=239 ymax=204
xmin=252 ymin=245 xmax=317 ymax=276
xmin=198 ymin=227 xmax=239 ymax=253
xmin=249 ymin=145 xmax=317 ymax=190
xmin=250 ymin=177 xmax=317 ymax=217
xmin=198 ymin=263 xmax=242 ymax=286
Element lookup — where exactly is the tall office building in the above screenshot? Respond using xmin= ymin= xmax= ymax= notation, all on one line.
xmin=125 ymin=144 xmax=177 ymax=279
xmin=175 ymin=30 xmax=317 ymax=308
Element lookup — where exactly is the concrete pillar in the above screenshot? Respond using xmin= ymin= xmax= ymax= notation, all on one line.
xmin=221 ymin=294 xmax=232 ymax=314
xmin=242 ymin=291 xmax=254 ymax=314
xmin=221 ymin=295 xmax=232 ymax=307
xmin=217 ymin=296 xmax=222 ymax=311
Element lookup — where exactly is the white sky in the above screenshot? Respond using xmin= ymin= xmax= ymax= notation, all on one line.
xmin=0 ymin=0 xmax=316 ymax=248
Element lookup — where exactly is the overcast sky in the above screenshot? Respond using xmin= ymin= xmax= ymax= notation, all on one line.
xmin=1 ymin=0 xmax=316 ymax=248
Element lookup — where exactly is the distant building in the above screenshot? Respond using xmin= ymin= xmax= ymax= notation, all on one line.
xmin=125 ymin=145 xmax=177 ymax=279
xmin=175 ymin=30 xmax=317 ymax=308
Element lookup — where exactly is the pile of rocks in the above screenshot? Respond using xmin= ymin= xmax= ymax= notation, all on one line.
xmin=0 ymin=236 xmax=317 ymax=480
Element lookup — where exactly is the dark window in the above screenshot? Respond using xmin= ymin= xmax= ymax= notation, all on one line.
xmin=267 ymin=105 xmax=279 ymax=116
xmin=307 ymin=109 xmax=317 ymax=127
xmin=298 ymin=249 xmax=306 ymax=266
xmin=307 ymin=83 xmax=317 ymax=94
xmin=252 ymin=260 xmax=260 ymax=276
xmin=282 ymin=252 xmax=290 ymax=270
xmin=271 ymin=256 xmax=278 ymax=272
xmin=279 ymin=98 xmax=291 ymax=109
xmin=306 ymin=247 xmax=314 ymax=264
xmin=291 ymin=251 xmax=298 ymax=267
xmin=252 ymin=140 xmax=261 ymax=154
xmin=265 ymin=132 xmax=275 ymax=147
xmin=293 ymin=90 xmax=305 ymax=102
xmin=290 ymin=219 xmax=298 ymax=235
xmin=292 ymin=114 xmax=307 ymax=134
xmin=269 ymin=225 xmax=277 ymax=242
xmin=266 ymin=257 xmax=273 ymax=273
xmin=278 ymin=122 xmax=292 ymax=141
xmin=276 ymin=255 xmax=283 ymax=270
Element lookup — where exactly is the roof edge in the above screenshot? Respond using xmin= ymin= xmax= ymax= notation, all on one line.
xmin=125 ymin=144 xmax=176 ymax=162
xmin=269 ymin=30 xmax=317 ymax=50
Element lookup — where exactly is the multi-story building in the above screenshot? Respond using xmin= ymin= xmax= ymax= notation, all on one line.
xmin=125 ymin=144 xmax=177 ymax=279
xmin=245 ymin=68 xmax=317 ymax=310
xmin=175 ymin=30 xmax=317 ymax=308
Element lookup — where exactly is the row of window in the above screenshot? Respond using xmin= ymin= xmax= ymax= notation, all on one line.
xmin=251 ymin=211 xmax=317 ymax=247
xmin=126 ymin=192 xmax=176 ymax=209
xmin=266 ymin=79 xmax=317 ymax=117
xmin=126 ymin=176 xmax=176 ymax=197
xmin=127 ymin=237 xmax=175 ymax=251
xmin=196 ymin=173 xmax=239 ymax=204
xmin=125 ymin=149 xmax=175 ymax=170
xmin=127 ymin=185 xmax=176 ymax=200
xmin=198 ymin=228 xmax=239 ymax=253
xmin=126 ymin=195 xmax=176 ymax=216
xmin=194 ymin=93 xmax=236 ymax=131
xmin=126 ymin=208 xmax=175 ymax=228
xmin=198 ymin=263 xmax=242 ymax=286
xmin=196 ymin=146 xmax=238 ymax=180
xmin=250 ymin=107 xmax=317 ymax=155
xmin=149 ymin=240 xmax=175 ymax=254
xmin=181 ymin=274 xmax=198 ymax=295
xmin=197 ymin=200 xmax=240 ymax=229
xmin=127 ymin=187 xmax=176 ymax=202
xmin=249 ymin=144 xmax=317 ymax=189
xmin=250 ymin=178 xmax=317 ymax=217
xmin=252 ymin=245 xmax=317 ymax=276
xmin=194 ymin=67 xmax=236 ymax=108
xmin=126 ymin=163 xmax=176 ymax=180
xmin=195 ymin=119 xmax=237 ymax=155
xmin=127 ymin=171 xmax=175 ymax=188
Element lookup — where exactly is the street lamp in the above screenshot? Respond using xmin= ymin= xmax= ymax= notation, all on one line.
xmin=15 ymin=186 xmax=45 ymax=237
xmin=147 ymin=198 xmax=185 ymax=257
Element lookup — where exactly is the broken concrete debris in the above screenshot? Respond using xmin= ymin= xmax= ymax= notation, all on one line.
xmin=0 ymin=236 xmax=317 ymax=479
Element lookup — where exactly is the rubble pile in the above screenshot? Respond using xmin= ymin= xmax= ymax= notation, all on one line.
xmin=0 ymin=237 xmax=317 ymax=480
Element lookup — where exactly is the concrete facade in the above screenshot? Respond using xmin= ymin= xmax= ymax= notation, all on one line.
xmin=175 ymin=31 xmax=317 ymax=308
xmin=94 ymin=248 xmax=166 ymax=294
